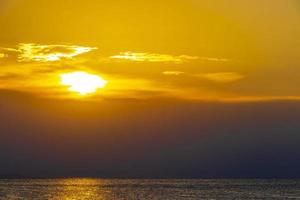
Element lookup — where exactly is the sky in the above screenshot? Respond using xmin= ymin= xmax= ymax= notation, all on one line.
xmin=0 ymin=0 xmax=300 ymax=178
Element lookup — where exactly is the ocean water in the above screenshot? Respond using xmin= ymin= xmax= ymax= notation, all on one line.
xmin=0 ymin=179 xmax=299 ymax=199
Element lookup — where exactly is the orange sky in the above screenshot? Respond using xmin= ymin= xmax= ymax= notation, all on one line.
xmin=0 ymin=0 xmax=299 ymax=101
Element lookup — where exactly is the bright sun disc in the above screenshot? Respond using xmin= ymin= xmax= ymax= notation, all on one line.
xmin=60 ymin=72 xmax=107 ymax=95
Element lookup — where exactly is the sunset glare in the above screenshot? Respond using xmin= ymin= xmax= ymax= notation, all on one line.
xmin=60 ymin=72 xmax=107 ymax=95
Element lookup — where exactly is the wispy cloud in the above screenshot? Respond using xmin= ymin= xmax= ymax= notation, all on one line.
xmin=163 ymin=71 xmax=185 ymax=75
xmin=0 ymin=53 xmax=7 ymax=58
xmin=200 ymin=57 xmax=229 ymax=62
xmin=17 ymin=43 xmax=97 ymax=62
xmin=110 ymin=52 xmax=198 ymax=64
xmin=162 ymin=71 xmax=244 ymax=83
xmin=0 ymin=72 xmax=25 ymax=80
xmin=1 ymin=43 xmax=97 ymax=62
xmin=200 ymin=72 xmax=244 ymax=83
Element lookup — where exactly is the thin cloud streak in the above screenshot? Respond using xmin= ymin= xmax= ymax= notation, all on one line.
xmin=17 ymin=43 xmax=97 ymax=62
xmin=200 ymin=57 xmax=229 ymax=62
xmin=200 ymin=72 xmax=245 ymax=83
xmin=1 ymin=43 xmax=97 ymax=62
xmin=163 ymin=71 xmax=244 ymax=83
xmin=163 ymin=71 xmax=185 ymax=75
xmin=110 ymin=52 xmax=198 ymax=63
xmin=0 ymin=53 xmax=7 ymax=58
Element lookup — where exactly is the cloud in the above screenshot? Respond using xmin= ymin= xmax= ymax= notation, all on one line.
xmin=1 ymin=43 xmax=97 ymax=62
xmin=17 ymin=43 xmax=97 ymax=62
xmin=110 ymin=52 xmax=198 ymax=64
xmin=200 ymin=72 xmax=244 ymax=83
xmin=0 ymin=73 xmax=25 ymax=80
xmin=109 ymin=52 xmax=229 ymax=64
xmin=0 ymin=53 xmax=7 ymax=58
xmin=220 ymin=96 xmax=300 ymax=102
xmin=200 ymin=57 xmax=229 ymax=62
xmin=163 ymin=71 xmax=185 ymax=76
xmin=162 ymin=71 xmax=243 ymax=83
xmin=0 ymin=47 xmax=19 ymax=52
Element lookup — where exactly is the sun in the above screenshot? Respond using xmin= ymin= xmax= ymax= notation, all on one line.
xmin=60 ymin=71 xmax=107 ymax=95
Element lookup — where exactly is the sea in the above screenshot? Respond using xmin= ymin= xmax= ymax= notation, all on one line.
xmin=0 ymin=179 xmax=299 ymax=199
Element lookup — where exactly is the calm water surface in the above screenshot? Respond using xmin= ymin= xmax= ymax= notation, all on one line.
xmin=0 ymin=179 xmax=299 ymax=199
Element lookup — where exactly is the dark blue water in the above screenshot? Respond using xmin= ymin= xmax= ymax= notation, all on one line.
xmin=0 ymin=179 xmax=299 ymax=199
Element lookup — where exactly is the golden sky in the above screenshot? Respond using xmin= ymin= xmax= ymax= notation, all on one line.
xmin=0 ymin=0 xmax=299 ymax=101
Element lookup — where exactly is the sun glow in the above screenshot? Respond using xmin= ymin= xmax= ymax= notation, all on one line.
xmin=60 ymin=72 xmax=107 ymax=95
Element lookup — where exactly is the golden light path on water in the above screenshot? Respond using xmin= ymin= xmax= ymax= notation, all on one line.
xmin=1 ymin=179 xmax=299 ymax=199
